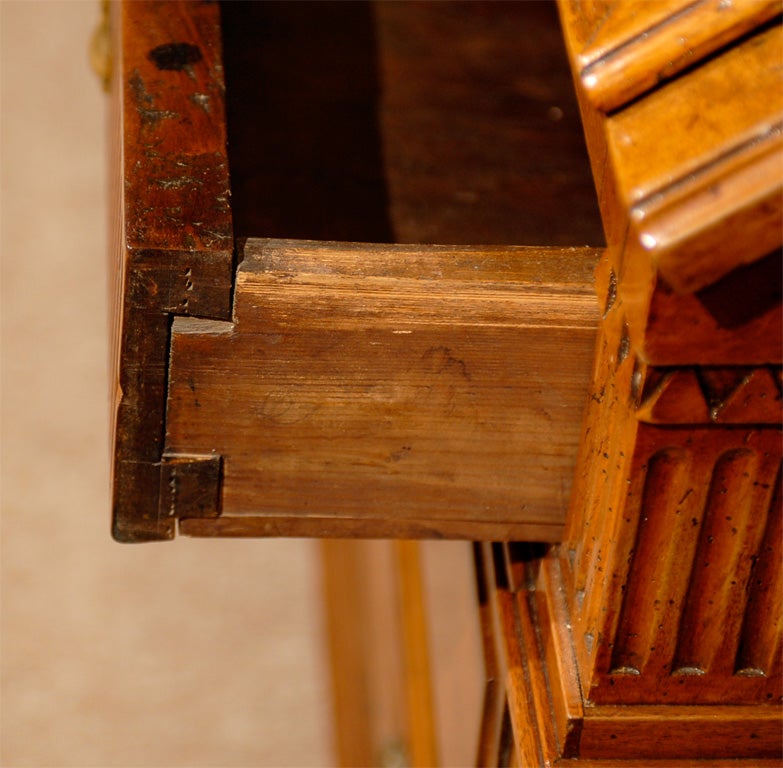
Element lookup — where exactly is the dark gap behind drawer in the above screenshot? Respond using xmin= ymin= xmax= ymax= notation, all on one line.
xmin=221 ymin=0 xmax=604 ymax=246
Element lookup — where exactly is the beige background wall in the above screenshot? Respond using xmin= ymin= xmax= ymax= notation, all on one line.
xmin=0 ymin=2 xmax=333 ymax=765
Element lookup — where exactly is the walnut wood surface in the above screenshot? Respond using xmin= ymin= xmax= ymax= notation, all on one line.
xmin=484 ymin=543 xmax=783 ymax=765
xmin=514 ymin=4 xmax=783 ymax=764
xmin=171 ymin=239 xmax=600 ymax=541
xmin=113 ymin=0 xmax=604 ymax=544
xmin=111 ymin=1 xmax=783 ymax=763
xmin=560 ymin=4 xmax=783 ymax=364
xmin=560 ymin=0 xmax=782 ymax=112
xmin=606 ymin=21 xmax=783 ymax=296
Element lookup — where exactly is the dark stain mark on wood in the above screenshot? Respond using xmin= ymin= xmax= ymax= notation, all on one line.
xmin=148 ymin=43 xmax=203 ymax=71
xmin=422 ymin=346 xmax=472 ymax=381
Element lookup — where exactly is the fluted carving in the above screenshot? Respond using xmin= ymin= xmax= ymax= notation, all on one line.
xmin=559 ymin=246 xmax=783 ymax=706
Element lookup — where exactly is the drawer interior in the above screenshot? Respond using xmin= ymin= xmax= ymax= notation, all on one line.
xmin=221 ymin=0 xmax=604 ymax=247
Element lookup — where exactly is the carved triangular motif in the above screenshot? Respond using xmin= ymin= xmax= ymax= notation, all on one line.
xmin=717 ymin=367 xmax=783 ymax=424
xmin=697 ymin=367 xmax=755 ymax=417
xmin=637 ymin=369 xmax=710 ymax=424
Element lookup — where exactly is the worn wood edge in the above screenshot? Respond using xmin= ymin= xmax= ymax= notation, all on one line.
xmin=555 ymin=4 xmax=622 ymax=257
xmin=235 ymin=241 xmax=602 ymax=336
xmin=165 ymin=239 xmax=599 ymax=541
xmin=112 ymin=248 xmax=233 ymax=543
xmin=476 ymin=542 xmax=560 ymax=766
xmin=178 ymin=516 xmax=565 ymax=542
xmin=120 ymin=0 xmax=233 ymax=253
xmin=111 ymin=0 xmax=234 ymax=543
xmin=238 ymin=239 xmax=603 ymax=333
xmin=487 ymin=549 xmax=546 ymax=767
xmin=606 ymin=23 xmax=783 ymax=209
xmin=577 ymin=0 xmax=782 ymax=113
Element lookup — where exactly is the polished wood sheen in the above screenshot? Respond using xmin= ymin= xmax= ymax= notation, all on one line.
xmin=508 ymin=3 xmax=783 ymax=765
xmin=560 ymin=0 xmax=782 ymax=112
xmin=109 ymin=1 xmax=783 ymax=764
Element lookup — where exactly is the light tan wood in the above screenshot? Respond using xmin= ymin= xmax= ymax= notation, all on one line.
xmin=560 ymin=8 xmax=783 ymax=366
xmin=169 ymin=239 xmax=600 ymax=541
xmin=321 ymin=540 xmax=375 ymax=767
xmin=396 ymin=541 xmax=439 ymax=768
xmin=321 ymin=540 xmax=409 ymax=768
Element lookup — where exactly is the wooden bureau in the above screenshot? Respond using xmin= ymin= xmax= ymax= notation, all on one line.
xmin=109 ymin=2 xmax=783 ymax=765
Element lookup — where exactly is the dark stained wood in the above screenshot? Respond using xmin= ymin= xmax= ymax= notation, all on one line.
xmin=221 ymin=0 xmax=604 ymax=247
xmin=111 ymin=0 xmax=233 ymax=542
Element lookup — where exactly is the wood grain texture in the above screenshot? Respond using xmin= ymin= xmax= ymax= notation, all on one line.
xmin=169 ymin=239 xmax=600 ymax=540
xmin=637 ymin=364 xmax=783 ymax=423
xmin=321 ymin=540 xmax=410 ymax=767
xmin=561 ymin=319 xmax=782 ymax=709
xmin=540 ymin=11 xmax=782 ymax=757
xmin=577 ymin=704 xmax=783 ymax=760
xmin=320 ymin=540 xmax=377 ymax=768
xmin=607 ymin=21 xmax=783 ymax=297
xmin=111 ymin=0 xmax=233 ymax=542
xmin=473 ymin=543 xmax=507 ymax=768
xmin=562 ymin=2 xmax=783 ymax=365
xmin=492 ymin=542 xmax=783 ymax=766
xmin=559 ymin=0 xmax=782 ymax=112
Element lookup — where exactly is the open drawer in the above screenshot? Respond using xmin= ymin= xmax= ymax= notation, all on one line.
xmin=110 ymin=0 xmax=603 ymax=542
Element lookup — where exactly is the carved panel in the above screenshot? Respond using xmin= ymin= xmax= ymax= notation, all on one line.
xmin=572 ymin=420 xmax=782 ymax=705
